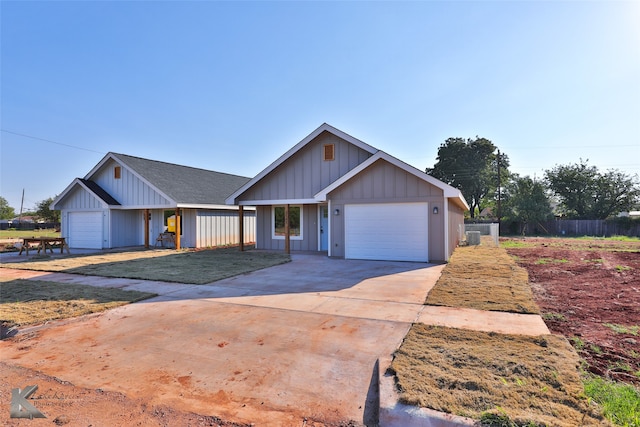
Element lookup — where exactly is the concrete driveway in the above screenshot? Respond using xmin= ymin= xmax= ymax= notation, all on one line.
xmin=1 ymin=254 xmax=444 ymax=426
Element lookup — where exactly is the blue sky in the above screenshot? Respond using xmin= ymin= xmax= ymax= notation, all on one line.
xmin=1 ymin=0 xmax=639 ymax=212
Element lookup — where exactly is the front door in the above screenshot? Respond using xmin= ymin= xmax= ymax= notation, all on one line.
xmin=319 ymin=205 xmax=329 ymax=251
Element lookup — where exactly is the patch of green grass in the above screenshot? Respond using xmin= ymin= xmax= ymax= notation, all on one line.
xmin=500 ymin=240 xmax=532 ymax=249
xmin=571 ymin=336 xmax=585 ymax=351
xmin=609 ymin=362 xmax=634 ymax=373
xmin=590 ymin=344 xmax=603 ymax=355
xmin=0 ymin=280 xmax=156 ymax=327
xmin=542 ymin=312 xmax=567 ymax=322
xmin=608 ymin=235 xmax=640 ymax=242
xmin=604 ymin=323 xmax=640 ymax=336
xmin=534 ymin=258 xmax=568 ymax=265
xmin=584 ymin=258 xmax=605 ymax=264
xmin=583 ymin=376 xmax=640 ymax=427
xmin=616 ymin=265 xmax=632 ymax=273
xmin=0 ymin=229 xmax=60 ymax=239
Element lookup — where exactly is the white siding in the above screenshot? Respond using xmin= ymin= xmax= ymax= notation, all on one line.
xmin=110 ymin=210 xmax=140 ymax=247
xmin=93 ymin=159 xmax=172 ymax=207
xmin=57 ymin=186 xmax=104 ymax=210
xmin=195 ymin=210 xmax=256 ymax=248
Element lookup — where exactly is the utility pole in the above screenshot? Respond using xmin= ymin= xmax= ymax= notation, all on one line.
xmin=19 ymin=188 xmax=24 ymax=225
xmin=497 ymin=151 xmax=501 ymax=229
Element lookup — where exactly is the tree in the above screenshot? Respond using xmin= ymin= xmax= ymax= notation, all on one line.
xmin=427 ymin=137 xmax=509 ymax=218
xmin=35 ymin=197 xmax=60 ymax=223
xmin=504 ymin=175 xmax=553 ymax=234
xmin=545 ymin=160 xmax=640 ymax=219
xmin=0 ymin=196 xmax=15 ymax=219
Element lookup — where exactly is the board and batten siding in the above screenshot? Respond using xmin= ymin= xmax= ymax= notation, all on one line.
xmin=255 ymin=205 xmax=318 ymax=251
xmin=57 ymin=185 xmax=105 ymax=210
xmin=328 ymin=160 xmax=447 ymax=261
xmin=110 ymin=210 xmax=141 ymax=247
xmin=195 ymin=210 xmax=256 ymax=248
xmin=238 ymin=132 xmax=372 ymax=202
xmin=93 ymin=159 xmax=172 ymax=207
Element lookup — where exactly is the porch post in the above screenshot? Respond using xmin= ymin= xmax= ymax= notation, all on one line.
xmin=238 ymin=205 xmax=244 ymax=252
xmin=144 ymin=209 xmax=150 ymax=249
xmin=175 ymin=208 xmax=181 ymax=250
xmin=284 ymin=204 xmax=290 ymax=254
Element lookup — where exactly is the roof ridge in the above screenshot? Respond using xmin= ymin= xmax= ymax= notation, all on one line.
xmin=110 ymin=152 xmax=250 ymax=179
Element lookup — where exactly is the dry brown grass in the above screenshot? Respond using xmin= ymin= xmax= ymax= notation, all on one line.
xmin=0 ymin=247 xmax=291 ymax=284
xmin=425 ymin=239 xmax=539 ymax=314
xmin=390 ymin=324 xmax=611 ymax=426
xmin=0 ymin=279 xmax=156 ymax=327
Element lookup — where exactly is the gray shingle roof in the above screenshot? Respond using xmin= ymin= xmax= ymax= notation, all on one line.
xmin=110 ymin=153 xmax=250 ymax=205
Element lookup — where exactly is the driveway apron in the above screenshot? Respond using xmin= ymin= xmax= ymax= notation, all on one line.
xmin=1 ymin=255 xmax=444 ymax=426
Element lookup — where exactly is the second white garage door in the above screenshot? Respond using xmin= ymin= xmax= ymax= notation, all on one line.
xmin=344 ymin=202 xmax=429 ymax=262
xmin=68 ymin=211 xmax=103 ymax=249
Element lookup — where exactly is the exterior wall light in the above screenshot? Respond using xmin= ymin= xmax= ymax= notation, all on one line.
xmin=334 ymin=208 xmax=340 ymax=216
xmin=433 ymin=206 xmax=439 ymax=214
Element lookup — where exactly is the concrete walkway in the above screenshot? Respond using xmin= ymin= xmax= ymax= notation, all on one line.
xmin=1 ymin=253 xmax=550 ymax=426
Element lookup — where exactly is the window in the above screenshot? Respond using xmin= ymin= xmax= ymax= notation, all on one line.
xmin=272 ymin=205 xmax=302 ymax=240
xmin=114 ymin=166 xmax=121 ymax=179
xmin=323 ymin=144 xmax=335 ymax=161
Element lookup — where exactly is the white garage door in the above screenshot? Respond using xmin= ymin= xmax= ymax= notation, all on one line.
xmin=69 ymin=212 xmax=103 ymax=249
xmin=345 ymin=203 xmax=429 ymax=262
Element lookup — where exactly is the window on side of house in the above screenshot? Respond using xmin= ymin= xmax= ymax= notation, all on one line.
xmin=114 ymin=166 xmax=121 ymax=179
xmin=272 ymin=205 xmax=303 ymax=240
xmin=323 ymin=144 xmax=335 ymax=161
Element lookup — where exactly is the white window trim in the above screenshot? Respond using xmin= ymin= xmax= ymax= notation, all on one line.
xmin=272 ymin=205 xmax=303 ymax=240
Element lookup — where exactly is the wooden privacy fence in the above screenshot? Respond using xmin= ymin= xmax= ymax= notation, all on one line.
xmin=513 ymin=219 xmax=640 ymax=237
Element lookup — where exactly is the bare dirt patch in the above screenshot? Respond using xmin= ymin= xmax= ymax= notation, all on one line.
xmin=390 ymin=324 xmax=609 ymax=426
xmin=504 ymin=237 xmax=640 ymax=387
xmin=0 ymin=361 xmax=251 ymax=427
xmin=425 ymin=239 xmax=539 ymax=314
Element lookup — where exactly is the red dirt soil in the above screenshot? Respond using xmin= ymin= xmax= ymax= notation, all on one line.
xmin=504 ymin=237 xmax=640 ymax=386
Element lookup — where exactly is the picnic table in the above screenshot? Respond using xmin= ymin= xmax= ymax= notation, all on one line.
xmin=155 ymin=232 xmax=175 ymax=248
xmin=19 ymin=237 xmax=70 ymax=255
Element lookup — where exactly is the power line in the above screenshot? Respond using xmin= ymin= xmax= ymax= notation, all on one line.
xmin=1 ymin=129 xmax=106 ymax=154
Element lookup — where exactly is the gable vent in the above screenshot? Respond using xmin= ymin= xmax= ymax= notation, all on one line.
xmin=114 ymin=166 xmax=121 ymax=179
xmin=323 ymin=144 xmax=335 ymax=161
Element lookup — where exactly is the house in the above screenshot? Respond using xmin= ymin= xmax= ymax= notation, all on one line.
xmin=51 ymin=153 xmax=255 ymax=250
xmin=226 ymin=124 xmax=469 ymax=262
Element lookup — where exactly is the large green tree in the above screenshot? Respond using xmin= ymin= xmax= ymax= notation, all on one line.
xmin=545 ymin=160 xmax=640 ymax=219
xmin=504 ymin=175 xmax=553 ymax=234
xmin=35 ymin=197 xmax=61 ymax=222
xmin=0 ymin=196 xmax=15 ymax=219
xmin=427 ymin=137 xmax=509 ymax=218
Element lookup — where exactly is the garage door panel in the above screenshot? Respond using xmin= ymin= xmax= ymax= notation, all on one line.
xmin=69 ymin=212 xmax=103 ymax=249
xmin=345 ymin=203 xmax=428 ymax=262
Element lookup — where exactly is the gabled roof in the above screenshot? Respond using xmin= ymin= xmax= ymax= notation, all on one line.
xmin=53 ymin=153 xmax=251 ymax=210
xmin=226 ymin=123 xmax=377 ymax=205
xmin=51 ymin=178 xmax=122 ymax=209
xmin=91 ymin=153 xmax=251 ymax=207
xmin=226 ymin=123 xmax=469 ymax=210
xmin=314 ymin=151 xmax=469 ymax=210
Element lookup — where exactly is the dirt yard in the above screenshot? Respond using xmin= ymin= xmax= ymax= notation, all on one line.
xmin=503 ymin=237 xmax=640 ymax=386
xmin=0 ymin=361 xmax=255 ymax=427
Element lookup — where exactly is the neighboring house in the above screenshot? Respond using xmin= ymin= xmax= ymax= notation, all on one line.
xmin=226 ymin=123 xmax=469 ymax=262
xmin=51 ymin=153 xmax=255 ymax=250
